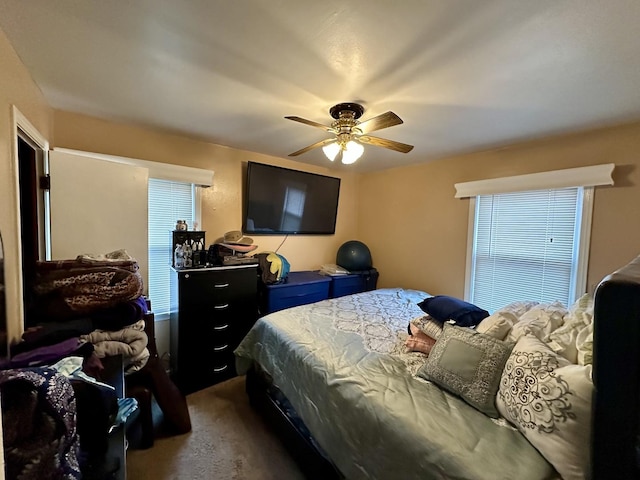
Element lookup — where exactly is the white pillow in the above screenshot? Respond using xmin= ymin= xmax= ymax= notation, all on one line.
xmin=476 ymin=311 xmax=517 ymax=340
xmin=576 ymin=323 xmax=594 ymax=366
xmin=495 ymin=300 xmax=540 ymax=319
xmin=507 ymin=301 xmax=567 ymax=343
xmin=496 ymin=335 xmax=592 ymax=480
xmin=547 ymin=294 xmax=594 ymax=364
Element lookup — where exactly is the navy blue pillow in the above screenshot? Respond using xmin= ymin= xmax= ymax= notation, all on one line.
xmin=417 ymin=295 xmax=489 ymax=327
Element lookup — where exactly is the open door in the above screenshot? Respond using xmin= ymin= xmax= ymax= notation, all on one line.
xmin=48 ymin=150 xmax=149 ymax=289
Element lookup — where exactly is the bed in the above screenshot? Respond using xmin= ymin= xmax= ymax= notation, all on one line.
xmin=235 ymin=255 xmax=640 ymax=479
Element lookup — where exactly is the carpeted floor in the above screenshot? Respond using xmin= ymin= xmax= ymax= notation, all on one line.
xmin=126 ymin=376 xmax=306 ymax=480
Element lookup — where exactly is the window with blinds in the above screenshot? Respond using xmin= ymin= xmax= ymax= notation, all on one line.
xmin=148 ymin=179 xmax=195 ymax=318
xmin=469 ymin=187 xmax=584 ymax=313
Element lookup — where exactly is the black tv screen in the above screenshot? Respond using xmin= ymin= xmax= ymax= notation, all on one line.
xmin=243 ymin=162 xmax=341 ymax=235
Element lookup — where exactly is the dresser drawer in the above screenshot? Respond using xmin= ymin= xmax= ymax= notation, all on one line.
xmin=264 ymin=271 xmax=331 ymax=314
xmin=178 ymin=267 xmax=256 ymax=304
xmin=329 ymin=269 xmax=379 ymax=298
xmin=329 ymin=274 xmax=363 ymax=298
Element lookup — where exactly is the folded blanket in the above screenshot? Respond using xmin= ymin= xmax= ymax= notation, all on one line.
xmin=12 ymin=318 xmax=97 ymax=355
xmin=92 ymin=296 xmax=149 ymax=330
xmin=36 ymin=252 xmax=139 ymax=274
xmin=81 ymin=320 xmax=149 ymax=373
xmin=2 ymin=338 xmax=93 ymax=369
xmin=33 ymin=266 xmax=143 ymax=315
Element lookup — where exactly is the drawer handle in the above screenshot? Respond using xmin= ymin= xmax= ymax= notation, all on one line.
xmin=213 ymin=344 xmax=229 ymax=352
xmin=213 ymin=365 xmax=229 ymax=373
xmin=214 ymin=283 xmax=229 ymax=288
xmin=214 ymin=303 xmax=229 ymax=310
xmin=213 ymin=324 xmax=229 ymax=331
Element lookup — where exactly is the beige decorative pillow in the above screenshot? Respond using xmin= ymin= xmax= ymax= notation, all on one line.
xmin=410 ymin=315 xmax=443 ymax=340
xmin=507 ymin=301 xmax=567 ymax=343
xmin=418 ymin=324 xmax=514 ymax=418
xmin=497 ymin=335 xmax=592 ymax=480
xmin=476 ymin=311 xmax=517 ymax=340
xmin=547 ymin=294 xmax=594 ymax=363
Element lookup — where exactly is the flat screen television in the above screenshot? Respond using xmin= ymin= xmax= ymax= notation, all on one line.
xmin=243 ymin=161 xmax=341 ymax=235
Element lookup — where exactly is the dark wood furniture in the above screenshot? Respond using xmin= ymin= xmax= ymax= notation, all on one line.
xmin=78 ymin=355 xmax=131 ymax=480
xmin=592 ymin=255 xmax=640 ymax=478
xmin=97 ymin=355 xmax=127 ymax=480
xmin=170 ymin=264 xmax=258 ymax=394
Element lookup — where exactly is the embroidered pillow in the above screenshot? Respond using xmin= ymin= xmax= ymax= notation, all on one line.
xmin=496 ymin=335 xmax=592 ymax=480
xmin=417 ymin=296 xmax=489 ymax=327
xmin=418 ymin=324 xmax=514 ymax=417
xmin=410 ymin=315 xmax=443 ymax=340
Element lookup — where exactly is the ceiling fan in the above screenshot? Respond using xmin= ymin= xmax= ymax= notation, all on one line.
xmin=285 ymin=102 xmax=414 ymax=164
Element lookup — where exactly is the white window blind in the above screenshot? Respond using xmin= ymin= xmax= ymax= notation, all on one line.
xmin=469 ymin=187 xmax=582 ymax=313
xmin=148 ymin=179 xmax=195 ymax=317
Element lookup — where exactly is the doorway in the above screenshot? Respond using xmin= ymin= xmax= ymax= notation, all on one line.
xmin=14 ymin=119 xmax=49 ymax=328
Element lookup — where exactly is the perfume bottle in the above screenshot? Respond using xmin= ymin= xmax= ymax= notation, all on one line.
xmin=192 ymin=242 xmax=202 ymax=267
xmin=183 ymin=243 xmax=193 ymax=268
xmin=174 ymin=244 xmax=185 ymax=268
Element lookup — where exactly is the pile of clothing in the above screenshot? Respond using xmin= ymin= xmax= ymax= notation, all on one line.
xmin=11 ymin=249 xmax=150 ymax=374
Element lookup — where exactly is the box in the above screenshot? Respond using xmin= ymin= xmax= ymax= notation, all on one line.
xmin=263 ymin=271 xmax=331 ymax=314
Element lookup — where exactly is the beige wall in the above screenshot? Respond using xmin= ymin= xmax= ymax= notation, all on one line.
xmin=53 ymin=111 xmax=361 ymax=359
xmin=53 ymin=110 xmax=360 ymax=272
xmin=0 ymin=29 xmax=52 ymax=343
xmin=359 ymin=121 xmax=640 ymax=297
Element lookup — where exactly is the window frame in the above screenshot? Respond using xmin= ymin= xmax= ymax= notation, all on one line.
xmin=148 ymin=180 xmax=202 ymax=321
xmin=455 ymin=164 xmax=614 ymax=312
xmin=463 ymin=187 xmax=594 ymax=310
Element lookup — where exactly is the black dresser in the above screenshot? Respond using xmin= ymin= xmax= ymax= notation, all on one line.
xmin=170 ymin=265 xmax=258 ymax=394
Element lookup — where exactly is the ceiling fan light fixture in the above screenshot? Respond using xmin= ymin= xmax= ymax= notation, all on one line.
xmin=286 ymin=102 xmax=413 ymax=161
xmin=322 ymin=142 xmax=341 ymax=161
xmin=341 ymin=140 xmax=364 ymax=164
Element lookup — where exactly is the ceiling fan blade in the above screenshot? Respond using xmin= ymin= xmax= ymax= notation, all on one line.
xmin=288 ymin=138 xmax=336 ymax=157
xmin=285 ymin=116 xmax=334 ymax=132
xmin=357 ymin=111 xmax=403 ymax=133
xmin=358 ymin=135 xmax=414 ymax=153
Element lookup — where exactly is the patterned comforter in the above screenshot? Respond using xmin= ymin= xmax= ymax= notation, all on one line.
xmin=235 ymin=289 xmax=555 ymax=480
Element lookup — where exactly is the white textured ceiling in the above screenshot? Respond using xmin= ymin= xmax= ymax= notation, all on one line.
xmin=2 ymin=0 xmax=640 ymax=172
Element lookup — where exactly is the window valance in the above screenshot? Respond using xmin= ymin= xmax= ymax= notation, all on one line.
xmin=454 ymin=163 xmax=614 ymax=198
xmin=53 ymin=148 xmax=214 ymax=187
